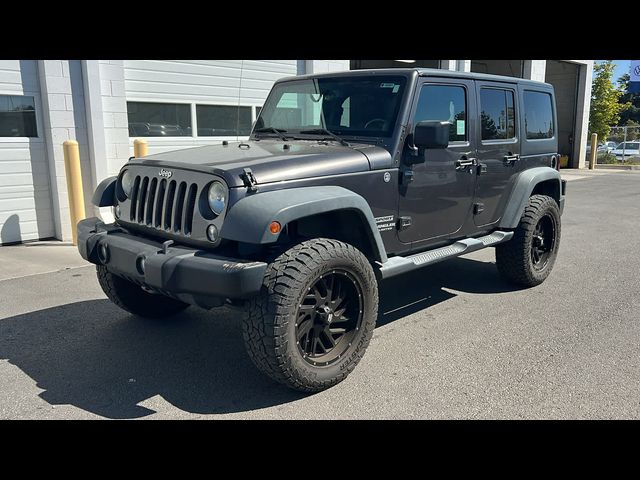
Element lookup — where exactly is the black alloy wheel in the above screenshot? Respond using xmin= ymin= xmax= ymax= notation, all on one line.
xmin=531 ymin=213 xmax=556 ymax=271
xmin=295 ymin=270 xmax=363 ymax=367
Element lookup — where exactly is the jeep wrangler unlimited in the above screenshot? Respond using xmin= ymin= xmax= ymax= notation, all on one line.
xmin=78 ymin=68 xmax=566 ymax=392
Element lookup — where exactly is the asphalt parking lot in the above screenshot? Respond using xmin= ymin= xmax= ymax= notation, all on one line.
xmin=1 ymin=169 xmax=639 ymax=419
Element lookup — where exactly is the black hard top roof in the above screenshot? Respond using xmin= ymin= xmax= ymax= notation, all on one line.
xmin=279 ymin=67 xmax=552 ymax=88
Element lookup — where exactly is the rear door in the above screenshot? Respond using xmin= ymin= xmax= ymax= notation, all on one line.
xmin=473 ymin=81 xmax=520 ymax=227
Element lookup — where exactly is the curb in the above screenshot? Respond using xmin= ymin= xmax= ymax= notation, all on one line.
xmin=595 ymin=164 xmax=640 ymax=171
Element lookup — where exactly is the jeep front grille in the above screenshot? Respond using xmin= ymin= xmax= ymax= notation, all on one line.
xmin=128 ymin=175 xmax=198 ymax=235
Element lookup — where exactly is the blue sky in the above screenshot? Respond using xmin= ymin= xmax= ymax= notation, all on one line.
xmin=596 ymin=60 xmax=631 ymax=84
xmin=612 ymin=60 xmax=631 ymax=82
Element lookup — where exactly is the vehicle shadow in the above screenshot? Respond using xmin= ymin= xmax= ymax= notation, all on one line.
xmin=0 ymin=300 xmax=303 ymax=419
xmin=0 ymin=257 xmax=519 ymax=419
xmin=377 ymin=256 xmax=521 ymax=326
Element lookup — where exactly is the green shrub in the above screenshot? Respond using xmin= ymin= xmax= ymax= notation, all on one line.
xmin=597 ymin=152 xmax=618 ymax=164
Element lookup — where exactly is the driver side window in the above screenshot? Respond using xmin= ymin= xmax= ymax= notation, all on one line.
xmin=414 ymin=84 xmax=467 ymax=142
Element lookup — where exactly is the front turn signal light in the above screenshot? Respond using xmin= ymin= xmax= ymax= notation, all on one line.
xmin=269 ymin=221 xmax=281 ymax=234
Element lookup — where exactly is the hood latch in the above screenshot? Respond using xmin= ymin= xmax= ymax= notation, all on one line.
xmin=241 ymin=167 xmax=258 ymax=192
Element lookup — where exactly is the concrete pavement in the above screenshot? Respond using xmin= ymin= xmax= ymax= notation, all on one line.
xmin=1 ymin=169 xmax=639 ymax=419
xmin=0 ymin=241 xmax=88 ymax=282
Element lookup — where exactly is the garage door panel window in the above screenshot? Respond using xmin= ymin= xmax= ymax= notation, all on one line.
xmin=480 ymin=88 xmax=516 ymax=141
xmin=0 ymin=95 xmax=37 ymax=137
xmin=524 ymin=91 xmax=554 ymax=140
xmin=127 ymin=102 xmax=259 ymax=137
xmin=196 ymin=105 xmax=252 ymax=137
xmin=127 ymin=102 xmax=192 ymax=137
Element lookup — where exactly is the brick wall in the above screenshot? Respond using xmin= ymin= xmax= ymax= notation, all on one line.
xmin=98 ymin=61 xmax=130 ymax=177
xmin=524 ymin=60 xmax=547 ymax=82
xmin=38 ymin=60 xmax=90 ymax=241
xmin=304 ymin=60 xmax=350 ymax=74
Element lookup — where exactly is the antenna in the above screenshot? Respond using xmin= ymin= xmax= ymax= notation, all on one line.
xmin=236 ymin=60 xmax=244 ymax=140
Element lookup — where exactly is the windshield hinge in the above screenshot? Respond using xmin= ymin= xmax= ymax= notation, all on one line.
xmin=241 ymin=167 xmax=258 ymax=192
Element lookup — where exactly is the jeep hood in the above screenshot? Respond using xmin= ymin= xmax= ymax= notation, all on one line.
xmin=128 ymin=140 xmax=392 ymax=187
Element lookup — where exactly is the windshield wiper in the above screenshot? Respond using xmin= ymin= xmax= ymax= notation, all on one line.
xmin=299 ymin=128 xmax=351 ymax=147
xmin=253 ymin=127 xmax=288 ymax=141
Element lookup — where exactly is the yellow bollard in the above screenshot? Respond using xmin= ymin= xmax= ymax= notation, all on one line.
xmin=589 ymin=133 xmax=597 ymax=170
xmin=134 ymin=138 xmax=148 ymax=158
xmin=63 ymin=140 xmax=86 ymax=245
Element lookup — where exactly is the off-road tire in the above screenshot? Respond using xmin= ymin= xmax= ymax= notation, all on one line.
xmin=243 ymin=238 xmax=378 ymax=392
xmin=495 ymin=194 xmax=561 ymax=287
xmin=96 ymin=265 xmax=189 ymax=318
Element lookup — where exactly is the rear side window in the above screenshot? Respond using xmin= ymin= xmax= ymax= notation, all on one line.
xmin=524 ymin=91 xmax=554 ymax=139
xmin=480 ymin=88 xmax=516 ymax=141
xmin=414 ymin=84 xmax=467 ymax=142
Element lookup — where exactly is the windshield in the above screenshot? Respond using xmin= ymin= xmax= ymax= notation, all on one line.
xmin=254 ymin=75 xmax=408 ymax=138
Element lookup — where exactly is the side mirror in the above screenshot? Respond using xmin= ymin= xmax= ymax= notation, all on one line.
xmin=414 ymin=120 xmax=450 ymax=149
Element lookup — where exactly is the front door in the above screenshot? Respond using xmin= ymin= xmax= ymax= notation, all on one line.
xmin=398 ymin=79 xmax=478 ymax=246
xmin=473 ymin=81 xmax=520 ymax=227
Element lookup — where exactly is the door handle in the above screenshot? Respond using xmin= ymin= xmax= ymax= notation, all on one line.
xmin=455 ymin=156 xmax=477 ymax=170
xmin=503 ymin=153 xmax=520 ymax=164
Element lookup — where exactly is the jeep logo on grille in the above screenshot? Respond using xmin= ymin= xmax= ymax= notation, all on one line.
xmin=159 ymin=169 xmax=173 ymax=179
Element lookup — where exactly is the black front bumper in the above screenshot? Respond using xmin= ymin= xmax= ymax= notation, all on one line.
xmin=78 ymin=217 xmax=267 ymax=307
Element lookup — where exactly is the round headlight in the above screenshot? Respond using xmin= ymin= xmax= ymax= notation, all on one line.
xmin=121 ymin=170 xmax=134 ymax=198
xmin=207 ymin=181 xmax=226 ymax=215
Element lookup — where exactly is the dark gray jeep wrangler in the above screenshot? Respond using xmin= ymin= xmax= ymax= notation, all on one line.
xmin=78 ymin=68 xmax=566 ymax=392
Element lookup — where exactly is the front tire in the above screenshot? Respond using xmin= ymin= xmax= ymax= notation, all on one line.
xmin=96 ymin=265 xmax=189 ymax=318
xmin=495 ymin=194 xmax=561 ymax=287
xmin=242 ymin=238 xmax=378 ymax=392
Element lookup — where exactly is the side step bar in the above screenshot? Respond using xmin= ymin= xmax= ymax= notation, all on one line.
xmin=378 ymin=230 xmax=513 ymax=279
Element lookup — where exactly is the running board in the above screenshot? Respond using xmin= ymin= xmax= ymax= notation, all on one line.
xmin=378 ymin=230 xmax=513 ymax=279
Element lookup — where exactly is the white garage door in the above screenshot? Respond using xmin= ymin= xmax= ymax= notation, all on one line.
xmin=0 ymin=60 xmax=54 ymax=244
xmin=123 ymin=60 xmax=298 ymax=155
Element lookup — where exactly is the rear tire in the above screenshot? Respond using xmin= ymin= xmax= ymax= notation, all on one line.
xmin=96 ymin=265 xmax=189 ymax=318
xmin=495 ymin=194 xmax=561 ymax=287
xmin=242 ymin=238 xmax=378 ymax=392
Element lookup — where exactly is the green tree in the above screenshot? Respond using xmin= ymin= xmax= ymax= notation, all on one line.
xmin=480 ymin=112 xmax=498 ymax=139
xmin=617 ymin=73 xmax=640 ymax=126
xmin=625 ymin=119 xmax=639 ymax=140
xmin=589 ymin=61 xmax=628 ymax=140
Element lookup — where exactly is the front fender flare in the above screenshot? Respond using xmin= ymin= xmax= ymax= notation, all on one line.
xmin=499 ymin=167 xmax=562 ymax=229
xmin=220 ymin=186 xmax=388 ymax=263
xmin=92 ymin=176 xmax=117 ymax=207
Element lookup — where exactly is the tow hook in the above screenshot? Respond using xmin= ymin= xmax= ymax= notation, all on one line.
xmin=159 ymin=239 xmax=174 ymax=255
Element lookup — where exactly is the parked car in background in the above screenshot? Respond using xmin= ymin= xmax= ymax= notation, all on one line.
xmin=612 ymin=142 xmax=640 ymax=160
xmin=586 ymin=142 xmax=610 ymax=155
xmin=128 ymin=123 xmax=189 ymax=137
